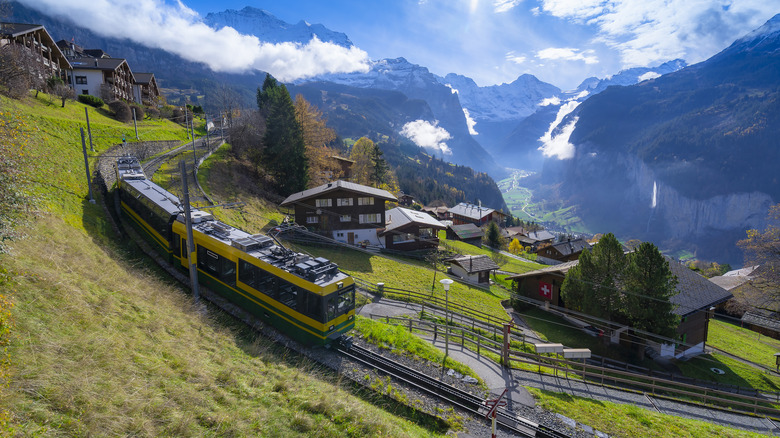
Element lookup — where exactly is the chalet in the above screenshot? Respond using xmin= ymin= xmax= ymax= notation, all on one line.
xmin=448 ymin=202 xmax=506 ymax=227
xmin=711 ymin=265 xmax=780 ymax=339
xmin=331 ymin=156 xmax=354 ymax=180
xmin=69 ymin=57 xmax=135 ymax=102
xmin=422 ymin=205 xmax=449 ymax=221
xmin=280 ymin=180 xmax=397 ymax=247
xmin=508 ymin=257 xmax=733 ymax=358
xmin=525 ymin=230 xmax=555 ymax=249
xmin=446 ymin=255 xmax=500 ymax=284
xmin=397 ymin=191 xmax=414 ymax=207
xmin=535 ymin=238 xmax=591 ymax=264
xmin=132 ymin=72 xmax=160 ymax=106
xmin=380 ymin=207 xmax=445 ymax=251
xmin=0 ymin=23 xmax=71 ymax=83
xmin=446 ymin=223 xmax=484 ymax=248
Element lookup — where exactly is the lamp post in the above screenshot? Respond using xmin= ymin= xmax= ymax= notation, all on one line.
xmin=440 ymin=278 xmax=454 ymax=358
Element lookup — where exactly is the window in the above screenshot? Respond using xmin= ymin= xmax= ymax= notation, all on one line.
xmin=392 ymin=233 xmax=416 ymax=243
xmin=75 ymin=76 xmax=87 ymax=84
xmin=306 ymin=216 xmax=319 ymax=224
xmin=315 ymin=198 xmax=332 ymax=207
xmin=340 ymin=215 xmax=351 ymax=222
xmin=327 ymin=285 xmax=355 ymax=320
xmin=337 ymin=198 xmax=353 ymax=206
xmin=82 ymin=90 xmax=88 ymax=95
xmin=419 ymin=228 xmax=433 ymax=238
xmin=239 ymin=259 xmax=277 ymax=298
xmin=359 ymin=213 xmax=381 ymax=224
xmin=197 ymin=245 xmax=236 ymax=286
xmin=357 ymin=197 xmax=374 ymax=206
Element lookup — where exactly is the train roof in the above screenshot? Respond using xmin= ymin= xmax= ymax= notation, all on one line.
xmin=123 ymin=178 xmax=185 ymax=217
xmin=180 ymin=215 xmax=350 ymax=287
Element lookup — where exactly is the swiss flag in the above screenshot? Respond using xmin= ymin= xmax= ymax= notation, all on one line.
xmin=539 ymin=281 xmax=553 ymax=300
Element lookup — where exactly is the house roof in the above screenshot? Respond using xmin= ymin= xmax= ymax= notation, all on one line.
xmin=512 ymin=235 xmax=536 ymax=245
xmin=422 ymin=206 xmax=449 ymax=215
xmin=1 ymin=23 xmax=71 ymax=69
xmin=446 ymin=255 xmax=500 ymax=274
xmin=505 ymin=226 xmax=528 ymax=236
xmin=505 ymin=260 xmax=580 ymax=280
xmin=280 ymin=180 xmax=397 ymax=207
xmin=543 ymin=239 xmax=591 ymax=257
xmin=383 ymin=207 xmax=445 ymax=234
xmin=667 ymin=258 xmax=733 ymax=317
xmin=70 ymin=57 xmax=129 ymax=72
xmin=709 ymin=275 xmax=751 ymax=291
xmin=448 ymin=202 xmax=496 ymax=221
xmin=742 ymin=309 xmax=780 ymax=332
xmin=448 ymin=223 xmax=484 ymax=240
xmin=526 ymin=230 xmax=555 ymax=242
xmin=133 ymin=72 xmax=156 ymax=84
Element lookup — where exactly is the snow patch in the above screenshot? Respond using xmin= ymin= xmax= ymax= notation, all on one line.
xmin=463 ymin=108 xmax=478 ymax=135
xmin=638 ymin=71 xmax=661 ymax=82
xmin=538 ymin=100 xmax=580 ymax=160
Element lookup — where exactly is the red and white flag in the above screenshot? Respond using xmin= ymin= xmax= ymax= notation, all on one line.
xmin=539 ymin=281 xmax=552 ymax=300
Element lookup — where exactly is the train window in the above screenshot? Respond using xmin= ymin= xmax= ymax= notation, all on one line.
xmin=171 ymin=234 xmax=180 ymax=255
xmin=181 ymin=238 xmax=187 ymax=259
xmin=239 ymin=259 xmax=278 ymax=299
xmin=304 ymin=293 xmax=323 ymax=323
xmin=197 ymin=245 xmax=235 ymax=287
xmin=278 ymin=281 xmax=297 ymax=310
xmin=221 ymin=259 xmax=236 ymax=287
xmin=326 ymin=285 xmax=355 ymax=320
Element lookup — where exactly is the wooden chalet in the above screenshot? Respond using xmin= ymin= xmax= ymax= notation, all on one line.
xmin=280 ymin=180 xmax=397 ymax=247
xmin=380 ymin=207 xmax=445 ymax=251
xmin=0 ymin=23 xmax=71 ymax=83
xmin=397 ymin=191 xmax=414 ymax=207
xmin=69 ymin=57 xmax=135 ymax=101
xmin=446 ymin=223 xmax=484 ymax=248
xmin=132 ymin=72 xmax=160 ymax=106
xmin=446 ymin=255 xmax=500 ymax=284
xmin=536 ymin=238 xmax=591 ymax=264
xmin=448 ymin=202 xmax=506 ymax=227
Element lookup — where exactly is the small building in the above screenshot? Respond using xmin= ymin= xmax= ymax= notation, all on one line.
xmin=330 ymin=156 xmax=354 ymax=180
xmin=536 ymin=238 xmax=591 ymax=264
xmin=380 ymin=207 xmax=445 ymax=251
xmin=446 ymin=255 xmax=500 ymax=284
xmin=280 ymin=180 xmax=397 ymax=247
xmin=422 ymin=205 xmax=449 ymax=221
xmin=132 ymin=72 xmax=160 ymax=106
xmin=69 ymin=57 xmax=135 ymax=102
xmin=525 ymin=230 xmax=555 ymax=249
xmin=1 ymin=23 xmax=71 ymax=84
xmin=446 ymin=223 xmax=484 ymax=248
xmin=711 ymin=265 xmax=780 ymax=339
xmin=397 ymin=191 xmax=414 ymax=207
xmin=448 ymin=202 xmax=506 ymax=227
xmin=506 ymin=261 xmax=579 ymax=306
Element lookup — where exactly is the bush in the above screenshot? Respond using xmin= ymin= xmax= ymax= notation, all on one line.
xmin=77 ymin=94 xmax=104 ymax=108
xmin=108 ymin=100 xmax=132 ymax=123
xmin=145 ymin=106 xmax=160 ymax=119
xmin=129 ymin=103 xmax=145 ymax=120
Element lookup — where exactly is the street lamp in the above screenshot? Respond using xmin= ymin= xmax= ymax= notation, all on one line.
xmin=440 ymin=278 xmax=454 ymax=357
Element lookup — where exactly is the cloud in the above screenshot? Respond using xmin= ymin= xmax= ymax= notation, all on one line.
xmin=505 ymin=51 xmax=527 ymax=64
xmin=20 ymin=0 xmax=369 ymax=81
xmin=539 ymin=96 xmax=561 ymax=106
xmin=537 ymin=47 xmax=599 ymax=64
xmin=538 ymin=100 xmax=581 ymax=159
xmin=400 ymin=120 xmax=453 ymax=155
xmin=638 ymin=71 xmax=661 ymax=81
xmin=462 ymin=108 xmax=479 ymax=135
xmin=537 ymin=0 xmax=778 ymax=68
xmin=494 ymin=0 xmax=522 ymax=13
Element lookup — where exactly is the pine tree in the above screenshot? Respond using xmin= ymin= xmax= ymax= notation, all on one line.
xmin=623 ymin=242 xmax=679 ymax=337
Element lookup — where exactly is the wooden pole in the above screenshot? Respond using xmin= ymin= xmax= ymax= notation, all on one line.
xmin=180 ymin=160 xmax=200 ymax=302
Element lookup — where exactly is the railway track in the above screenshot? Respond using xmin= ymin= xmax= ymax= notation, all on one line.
xmin=336 ymin=340 xmax=570 ymax=438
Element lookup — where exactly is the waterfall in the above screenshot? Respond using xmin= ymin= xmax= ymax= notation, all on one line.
xmin=647 ymin=181 xmax=657 ymax=233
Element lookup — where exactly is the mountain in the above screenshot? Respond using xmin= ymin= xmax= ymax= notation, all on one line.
xmin=311 ymin=58 xmax=505 ymax=177
xmin=546 ymin=14 xmax=780 ymax=264
xmin=203 ymin=6 xmax=353 ymax=48
xmin=494 ymin=60 xmax=688 ymax=171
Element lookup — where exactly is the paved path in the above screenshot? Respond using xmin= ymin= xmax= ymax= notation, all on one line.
xmin=359 ymin=298 xmax=780 ymax=435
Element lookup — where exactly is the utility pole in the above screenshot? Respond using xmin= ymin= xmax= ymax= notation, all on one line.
xmin=184 ymin=107 xmax=189 ymax=139
xmin=132 ymin=107 xmax=138 ymax=140
xmin=190 ymin=113 xmax=197 ymax=170
xmin=180 ymin=160 xmax=199 ymax=302
xmin=205 ymin=114 xmax=210 ymax=151
xmin=84 ymin=107 xmax=94 ymax=152
xmin=80 ymin=127 xmax=95 ymax=204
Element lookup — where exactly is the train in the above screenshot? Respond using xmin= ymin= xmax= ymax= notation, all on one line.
xmin=114 ymin=156 xmax=355 ymax=346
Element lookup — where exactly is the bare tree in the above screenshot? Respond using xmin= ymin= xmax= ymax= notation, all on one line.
xmin=208 ymin=83 xmax=242 ymax=130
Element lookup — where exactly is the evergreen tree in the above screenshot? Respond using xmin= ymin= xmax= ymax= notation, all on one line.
xmin=623 ymin=242 xmax=679 ymax=338
xmin=256 ymin=74 xmax=308 ymax=195
xmin=485 ymin=221 xmax=503 ymax=249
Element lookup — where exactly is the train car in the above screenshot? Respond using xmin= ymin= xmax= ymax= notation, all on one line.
xmin=115 ymin=157 xmax=356 ymax=345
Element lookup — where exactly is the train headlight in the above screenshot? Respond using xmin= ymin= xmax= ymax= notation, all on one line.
xmin=329 ymin=325 xmax=335 ymax=331
xmin=337 ymin=282 xmax=343 ymax=289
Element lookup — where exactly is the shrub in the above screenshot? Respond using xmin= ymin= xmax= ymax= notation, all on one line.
xmin=77 ymin=94 xmax=104 ymax=108
xmin=109 ymin=100 xmax=132 ymax=123
xmin=129 ymin=103 xmax=145 ymax=120
xmin=145 ymin=106 xmax=160 ymax=119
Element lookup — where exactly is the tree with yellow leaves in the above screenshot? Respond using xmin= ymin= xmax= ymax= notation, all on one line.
xmin=293 ymin=95 xmax=344 ymax=187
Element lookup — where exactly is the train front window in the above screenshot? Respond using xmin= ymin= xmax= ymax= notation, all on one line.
xmin=327 ymin=286 xmax=355 ymax=320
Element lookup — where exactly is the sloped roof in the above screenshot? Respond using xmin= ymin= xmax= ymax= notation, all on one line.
xmin=280 ymin=180 xmax=397 ymax=206
xmin=70 ymin=57 xmax=130 ymax=72
xmin=709 ymin=275 xmax=750 ymax=291
xmin=448 ymin=223 xmax=484 ymax=239
xmin=447 ymin=255 xmax=500 ymax=273
xmin=384 ymin=207 xmax=445 ymax=232
xmin=546 ymin=239 xmax=591 ymax=257
xmin=133 ymin=72 xmax=156 ymax=84
xmin=742 ymin=309 xmax=780 ymax=332
xmin=667 ymin=258 xmax=733 ymax=317
xmin=0 ymin=22 xmax=42 ymax=37
xmin=505 ymin=260 xmax=580 ymax=280
xmin=526 ymin=230 xmax=555 ymax=242
xmin=449 ymin=202 xmax=495 ymax=220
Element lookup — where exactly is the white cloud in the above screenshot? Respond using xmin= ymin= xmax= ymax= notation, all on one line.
xmin=537 ymin=47 xmax=599 ymax=64
xmin=572 ymin=90 xmax=589 ymax=100
xmin=400 ymin=120 xmax=453 ymax=155
xmin=538 ymin=100 xmax=580 ymax=159
xmin=20 ymin=0 xmax=369 ymax=81
xmin=538 ymin=0 xmax=779 ymax=68
xmin=539 ymin=96 xmax=561 ymax=106
xmin=505 ymin=51 xmax=527 ymax=64
xmin=638 ymin=71 xmax=661 ymax=81
xmin=463 ymin=108 xmax=479 ymax=135
xmin=494 ymin=0 xmax=522 ymax=13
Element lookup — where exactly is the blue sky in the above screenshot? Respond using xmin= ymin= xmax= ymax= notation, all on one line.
xmin=21 ymin=0 xmax=780 ymax=89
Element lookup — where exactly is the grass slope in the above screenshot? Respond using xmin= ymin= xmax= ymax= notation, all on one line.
xmin=0 ymin=93 xmax=444 ymax=437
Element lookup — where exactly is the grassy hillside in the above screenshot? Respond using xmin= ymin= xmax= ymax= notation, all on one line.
xmin=0 ymin=93 xmax=445 ymax=436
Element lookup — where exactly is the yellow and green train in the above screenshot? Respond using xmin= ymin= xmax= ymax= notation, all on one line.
xmin=115 ymin=157 xmax=355 ymax=345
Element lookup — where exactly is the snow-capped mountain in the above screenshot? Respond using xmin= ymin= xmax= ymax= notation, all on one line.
xmin=203 ymin=6 xmax=353 ymax=48
xmin=436 ymin=73 xmax=561 ymax=122
xmin=571 ymin=59 xmax=687 ymax=97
